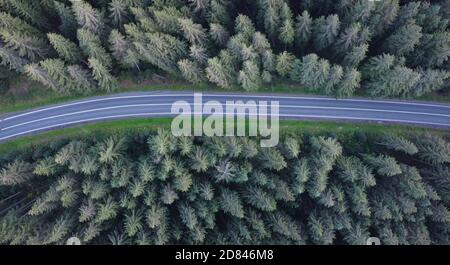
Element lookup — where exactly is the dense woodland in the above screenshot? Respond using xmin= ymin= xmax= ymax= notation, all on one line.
xmin=0 ymin=0 xmax=449 ymax=98
xmin=0 ymin=129 xmax=449 ymax=245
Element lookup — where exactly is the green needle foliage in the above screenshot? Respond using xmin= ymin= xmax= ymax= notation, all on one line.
xmin=0 ymin=0 xmax=449 ymax=98
xmin=0 ymin=128 xmax=449 ymax=245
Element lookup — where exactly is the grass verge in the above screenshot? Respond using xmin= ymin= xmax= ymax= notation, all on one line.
xmin=0 ymin=118 xmax=447 ymax=156
xmin=2 ymin=77 xmax=449 ymax=116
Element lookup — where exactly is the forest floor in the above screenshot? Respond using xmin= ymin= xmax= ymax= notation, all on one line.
xmin=1 ymin=76 xmax=449 ymax=115
xmin=0 ymin=117 xmax=447 ymax=155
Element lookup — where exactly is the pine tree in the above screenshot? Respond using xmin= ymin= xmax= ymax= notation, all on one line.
xmin=368 ymin=65 xmax=421 ymax=97
xmin=362 ymin=54 xmax=396 ymax=80
xmin=134 ymin=33 xmax=187 ymax=74
xmin=97 ymin=137 xmax=126 ymax=164
xmin=0 ymin=160 xmax=33 ymax=186
xmin=161 ymin=184 xmax=178 ymax=205
xmin=0 ymin=30 xmax=49 ymax=61
xmin=67 ymin=65 xmax=96 ymax=93
xmin=335 ymin=68 xmax=360 ymax=98
xmin=189 ymin=45 xmax=209 ymax=65
xmin=334 ymin=23 xmax=368 ymax=58
xmin=79 ymin=200 xmax=96 ymax=223
xmin=342 ymin=44 xmax=368 ymax=68
xmin=275 ymin=51 xmax=295 ymax=77
xmin=209 ymin=0 xmax=231 ymax=25
xmin=220 ymin=188 xmax=244 ymax=218
xmin=189 ymin=0 xmax=210 ymax=14
xmin=8 ymin=0 xmax=48 ymax=28
xmin=148 ymin=129 xmax=176 ymax=157
xmin=412 ymin=69 xmax=449 ymax=97
xmin=278 ymin=3 xmax=294 ymax=48
xmin=124 ymin=210 xmax=143 ymax=237
xmin=0 ymin=11 xmax=42 ymax=36
xmin=70 ymin=0 xmax=104 ymax=34
xmin=323 ymin=64 xmax=343 ymax=96
xmin=257 ymin=148 xmax=286 ymax=171
xmin=292 ymin=158 xmax=310 ymax=195
xmin=415 ymin=133 xmax=450 ymax=164
xmin=409 ymin=32 xmax=450 ymax=68
xmin=178 ymin=59 xmax=205 ymax=84
xmin=88 ymin=58 xmax=118 ymax=92
xmin=382 ymin=22 xmax=422 ymax=56
xmin=34 ymin=157 xmax=57 ymax=177
xmin=153 ymin=6 xmax=183 ymax=34
xmin=363 ymin=154 xmax=402 ymax=177
xmin=109 ymin=0 xmax=129 ymax=27
xmin=108 ymin=30 xmax=134 ymax=67
xmin=313 ymin=15 xmax=340 ymax=51
xmin=251 ymin=32 xmax=269 ymax=55
xmin=24 ymin=63 xmax=58 ymax=91
xmin=40 ymin=58 xmax=77 ymax=93
xmin=341 ymin=0 xmax=374 ymax=26
xmin=415 ymin=2 xmax=448 ymax=33
xmin=47 ymin=33 xmax=82 ymax=64
xmin=83 ymin=221 xmax=101 ymax=242
xmin=209 ymin=23 xmax=229 ymax=46
xmin=206 ymin=54 xmax=236 ymax=89
xmin=290 ymin=54 xmax=332 ymax=92
xmin=243 ymin=186 xmax=277 ymax=212
xmin=146 ymin=204 xmax=166 ymax=229
xmin=44 ymin=216 xmax=71 ymax=244
xmin=377 ymin=134 xmax=418 ymax=155
xmin=362 ymin=54 xmax=421 ymax=97
xmin=53 ymin=1 xmax=77 ymax=36
xmin=238 ymin=60 xmax=262 ymax=91
xmin=308 ymin=211 xmax=335 ymax=244
xmin=268 ymin=212 xmax=301 ymax=242
xmin=95 ymin=197 xmax=119 ymax=224
xmin=0 ymin=44 xmax=28 ymax=72
xmin=178 ymin=18 xmax=207 ymax=45
xmin=257 ymin=0 xmax=282 ymax=43
xmin=77 ymin=29 xmax=112 ymax=67
xmin=190 ymin=147 xmax=210 ymax=173
xmin=368 ymin=0 xmax=400 ymax=36
xmin=295 ymin=10 xmax=312 ymax=49
xmin=178 ymin=203 xmax=198 ymax=230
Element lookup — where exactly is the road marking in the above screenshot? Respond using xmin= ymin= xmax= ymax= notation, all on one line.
xmin=1 ymin=94 xmax=188 ymax=121
xmin=3 ymin=92 xmax=450 ymax=121
xmin=1 ymin=103 xmax=450 ymax=131
xmin=0 ymin=112 xmax=449 ymax=141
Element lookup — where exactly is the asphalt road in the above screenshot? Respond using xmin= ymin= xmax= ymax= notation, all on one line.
xmin=0 ymin=91 xmax=449 ymax=142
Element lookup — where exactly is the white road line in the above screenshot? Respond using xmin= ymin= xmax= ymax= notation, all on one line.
xmin=219 ymin=94 xmax=450 ymax=108
xmin=0 ymin=113 xmax=156 ymax=140
xmin=0 ymin=112 xmax=449 ymax=141
xmin=2 ymin=103 xmax=450 ymax=131
xmin=3 ymin=93 xmax=450 ymax=121
xmin=1 ymin=94 xmax=188 ymax=121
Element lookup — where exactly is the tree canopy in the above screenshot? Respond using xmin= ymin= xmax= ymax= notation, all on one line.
xmin=0 ymin=0 xmax=448 ymax=98
xmin=0 ymin=128 xmax=449 ymax=245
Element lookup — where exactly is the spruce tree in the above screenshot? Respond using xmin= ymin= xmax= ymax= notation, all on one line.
xmin=88 ymin=58 xmax=118 ymax=92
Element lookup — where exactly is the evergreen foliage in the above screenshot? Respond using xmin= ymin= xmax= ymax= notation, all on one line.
xmin=0 ymin=0 xmax=448 ymax=98
xmin=1 ymin=129 xmax=449 ymax=245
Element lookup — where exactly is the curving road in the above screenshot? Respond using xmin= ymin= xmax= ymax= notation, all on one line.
xmin=0 ymin=91 xmax=450 ymax=142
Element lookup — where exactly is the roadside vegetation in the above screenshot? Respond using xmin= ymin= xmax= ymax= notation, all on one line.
xmin=2 ymin=75 xmax=450 ymax=116
xmin=1 ymin=0 xmax=450 ymax=246
xmin=1 ymin=0 xmax=449 ymax=103
xmin=0 ymin=118 xmax=439 ymax=155
xmin=0 ymin=122 xmax=449 ymax=245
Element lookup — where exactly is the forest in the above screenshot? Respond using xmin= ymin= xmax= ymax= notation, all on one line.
xmin=0 ymin=0 xmax=449 ymax=98
xmin=0 ymin=128 xmax=449 ymax=245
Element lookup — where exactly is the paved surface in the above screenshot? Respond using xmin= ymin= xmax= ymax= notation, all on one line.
xmin=0 ymin=91 xmax=449 ymax=142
